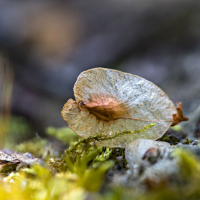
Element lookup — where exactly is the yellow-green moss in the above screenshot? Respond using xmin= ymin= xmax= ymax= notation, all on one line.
xmin=46 ymin=127 xmax=80 ymax=145
xmin=15 ymin=137 xmax=48 ymax=158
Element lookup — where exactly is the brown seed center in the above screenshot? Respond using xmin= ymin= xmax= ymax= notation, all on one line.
xmin=80 ymin=94 xmax=130 ymax=121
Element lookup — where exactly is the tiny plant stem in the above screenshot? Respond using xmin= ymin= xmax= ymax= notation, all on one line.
xmin=67 ymin=123 xmax=156 ymax=153
xmin=114 ymin=116 xmax=173 ymax=123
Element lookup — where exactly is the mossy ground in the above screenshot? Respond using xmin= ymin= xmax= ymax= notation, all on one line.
xmin=1 ymin=126 xmax=200 ymax=200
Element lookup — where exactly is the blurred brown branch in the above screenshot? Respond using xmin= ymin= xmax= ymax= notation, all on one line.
xmin=0 ymin=64 xmax=13 ymax=148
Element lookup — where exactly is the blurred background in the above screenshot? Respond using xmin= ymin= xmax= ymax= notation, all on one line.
xmin=0 ymin=0 xmax=200 ymax=146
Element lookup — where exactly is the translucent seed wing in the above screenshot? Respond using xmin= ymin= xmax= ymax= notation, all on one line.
xmin=62 ymin=68 xmax=177 ymax=147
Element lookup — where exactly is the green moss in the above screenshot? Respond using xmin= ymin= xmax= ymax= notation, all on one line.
xmin=173 ymin=148 xmax=200 ymax=179
xmin=170 ymin=125 xmax=182 ymax=132
xmin=45 ymin=127 xmax=80 ymax=145
xmin=65 ymin=123 xmax=156 ymax=155
xmin=15 ymin=137 xmax=48 ymax=158
xmin=3 ymin=123 xmax=200 ymax=199
xmin=0 ymin=163 xmax=19 ymax=174
xmin=63 ymin=146 xmax=114 ymax=191
xmin=1 ymin=165 xmax=87 ymax=200
xmin=93 ymin=147 xmax=112 ymax=165
xmin=100 ymin=123 xmax=156 ymax=140
xmin=2 ymin=116 xmax=34 ymax=149
xmin=0 ymin=145 xmax=114 ymax=199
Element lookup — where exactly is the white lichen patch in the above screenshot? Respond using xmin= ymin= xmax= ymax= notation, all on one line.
xmin=125 ymin=139 xmax=171 ymax=170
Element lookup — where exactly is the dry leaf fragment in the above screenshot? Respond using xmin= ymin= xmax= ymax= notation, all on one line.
xmin=61 ymin=68 xmax=188 ymax=147
xmin=0 ymin=149 xmax=40 ymax=172
xmin=171 ymin=102 xmax=189 ymax=126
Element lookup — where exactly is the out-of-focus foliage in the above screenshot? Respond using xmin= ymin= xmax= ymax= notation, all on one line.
xmin=2 ymin=147 xmax=200 ymax=200
xmin=1 ymin=165 xmax=87 ymax=200
xmin=0 ymin=65 xmax=13 ymax=149
xmin=5 ymin=116 xmax=34 ymax=148
xmin=46 ymin=127 xmax=80 ymax=145
xmin=64 ymin=148 xmax=114 ymax=191
xmin=170 ymin=125 xmax=183 ymax=132
xmin=137 ymin=149 xmax=200 ymax=200
xmin=1 ymin=116 xmax=199 ymax=199
xmin=15 ymin=137 xmax=48 ymax=158
xmin=0 ymin=141 xmax=114 ymax=199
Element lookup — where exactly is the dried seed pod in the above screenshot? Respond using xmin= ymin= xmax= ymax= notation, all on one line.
xmin=61 ymin=68 xmax=179 ymax=147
